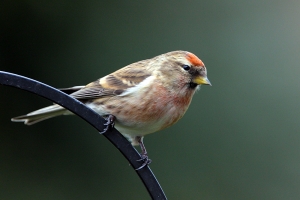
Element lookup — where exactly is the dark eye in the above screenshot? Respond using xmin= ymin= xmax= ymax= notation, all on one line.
xmin=182 ymin=65 xmax=190 ymax=71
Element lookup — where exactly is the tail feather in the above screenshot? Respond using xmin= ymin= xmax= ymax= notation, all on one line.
xmin=11 ymin=104 xmax=70 ymax=125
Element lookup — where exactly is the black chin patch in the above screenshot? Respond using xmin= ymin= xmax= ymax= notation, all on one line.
xmin=189 ymin=82 xmax=198 ymax=89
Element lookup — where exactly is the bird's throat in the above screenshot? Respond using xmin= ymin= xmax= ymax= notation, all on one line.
xmin=189 ymin=82 xmax=198 ymax=89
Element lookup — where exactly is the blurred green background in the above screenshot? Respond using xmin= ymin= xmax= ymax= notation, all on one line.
xmin=1 ymin=0 xmax=300 ymax=199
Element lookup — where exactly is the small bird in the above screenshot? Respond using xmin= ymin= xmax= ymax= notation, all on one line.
xmin=11 ymin=51 xmax=211 ymax=169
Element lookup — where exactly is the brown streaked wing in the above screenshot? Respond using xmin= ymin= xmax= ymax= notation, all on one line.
xmin=69 ymin=80 xmax=122 ymax=100
xmin=70 ymin=66 xmax=151 ymax=100
xmin=59 ymin=86 xmax=85 ymax=94
xmin=101 ymin=65 xmax=152 ymax=90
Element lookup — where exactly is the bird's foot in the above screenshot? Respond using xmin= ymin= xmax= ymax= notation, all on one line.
xmin=100 ymin=115 xmax=115 ymax=134
xmin=135 ymin=153 xmax=152 ymax=170
xmin=135 ymin=136 xmax=152 ymax=170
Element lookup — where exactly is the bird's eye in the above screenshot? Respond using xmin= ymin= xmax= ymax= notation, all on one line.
xmin=182 ymin=65 xmax=190 ymax=71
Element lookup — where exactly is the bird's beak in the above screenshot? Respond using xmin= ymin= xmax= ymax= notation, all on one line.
xmin=193 ymin=76 xmax=212 ymax=86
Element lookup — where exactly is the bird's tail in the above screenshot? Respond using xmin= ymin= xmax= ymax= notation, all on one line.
xmin=11 ymin=104 xmax=70 ymax=125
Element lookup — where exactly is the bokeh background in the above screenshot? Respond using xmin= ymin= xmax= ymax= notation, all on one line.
xmin=1 ymin=0 xmax=300 ymax=199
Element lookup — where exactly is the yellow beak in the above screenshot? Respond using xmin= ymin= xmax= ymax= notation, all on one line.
xmin=193 ymin=76 xmax=212 ymax=86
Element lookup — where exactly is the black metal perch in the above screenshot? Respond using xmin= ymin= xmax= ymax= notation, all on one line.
xmin=0 ymin=71 xmax=167 ymax=200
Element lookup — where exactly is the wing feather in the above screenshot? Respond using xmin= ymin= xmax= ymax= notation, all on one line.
xmin=70 ymin=64 xmax=151 ymax=100
xmin=59 ymin=86 xmax=85 ymax=94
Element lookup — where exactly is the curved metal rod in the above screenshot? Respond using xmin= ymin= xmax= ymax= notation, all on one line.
xmin=0 ymin=71 xmax=167 ymax=200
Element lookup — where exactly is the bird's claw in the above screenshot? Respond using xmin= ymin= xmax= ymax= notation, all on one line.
xmin=135 ymin=154 xmax=152 ymax=170
xmin=134 ymin=136 xmax=152 ymax=170
xmin=100 ymin=115 xmax=115 ymax=134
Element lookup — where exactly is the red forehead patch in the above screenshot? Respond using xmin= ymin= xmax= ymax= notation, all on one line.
xmin=186 ymin=52 xmax=204 ymax=66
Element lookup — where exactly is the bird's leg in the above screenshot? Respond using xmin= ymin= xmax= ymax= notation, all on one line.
xmin=99 ymin=114 xmax=115 ymax=134
xmin=135 ymin=136 xmax=152 ymax=170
